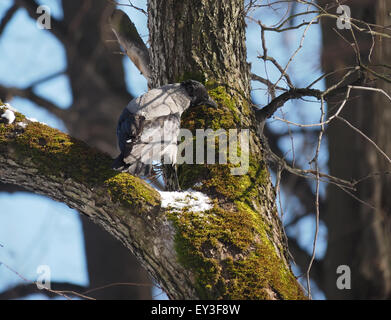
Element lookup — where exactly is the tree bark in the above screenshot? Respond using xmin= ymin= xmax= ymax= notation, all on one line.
xmin=147 ymin=0 xmax=304 ymax=299
xmin=148 ymin=0 xmax=250 ymax=96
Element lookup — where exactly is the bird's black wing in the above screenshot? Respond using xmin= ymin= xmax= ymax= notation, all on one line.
xmin=113 ymin=108 xmax=146 ymax=170
xmin=114 ymin=112 xmax=181 ymax=177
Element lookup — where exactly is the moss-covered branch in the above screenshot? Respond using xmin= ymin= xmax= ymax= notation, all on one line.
xmin=0 ymin=104 xmax=305 ymax=299
xmin=0 ymin=105 xmax=191 ymax=299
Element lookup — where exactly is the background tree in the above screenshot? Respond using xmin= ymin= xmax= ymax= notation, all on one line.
xmin=318 ymin=0 xmax=391 ymax=299
xmin=246 ymin=0 xmax=391 ymax=299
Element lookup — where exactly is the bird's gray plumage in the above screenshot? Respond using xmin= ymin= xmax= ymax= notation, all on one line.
xmin=113 ymin=80 xmax=217 ymax=182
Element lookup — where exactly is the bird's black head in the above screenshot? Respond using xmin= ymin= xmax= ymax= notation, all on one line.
xmin=181 ymin=80 xmax=218 ymax=108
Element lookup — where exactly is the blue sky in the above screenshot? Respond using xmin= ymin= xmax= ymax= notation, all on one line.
xmin=0 ymin=0 xmax=327 ymax=299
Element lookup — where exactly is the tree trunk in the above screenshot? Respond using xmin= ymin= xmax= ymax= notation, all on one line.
xmin=146 ymin=0 xmax=304 ymax=299
xmin=148 ymin=0 xmax=250 ymax=97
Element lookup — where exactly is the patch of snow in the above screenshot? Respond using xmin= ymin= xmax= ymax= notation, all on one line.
xmin=0 ymin=103 xmax=18 ymax=112
xmin=158 ymin=190 xmax=213 ymax=212
xmin=26 ymin=117 xmax=47 ymax=126
xmin=16 ymin=122 xmax=27 ymax=128
xmin=1 ymin=109 xmax=15 ymax=124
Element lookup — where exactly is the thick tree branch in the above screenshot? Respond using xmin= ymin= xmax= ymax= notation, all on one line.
xmin=0 ymin=104 xmax=306 ymax=300
xmin=254 ymin=77 xmax=364 ymax=132
xmin=255 ymin=88 xmax=323 ymax=123
xmin=0 ymin=106 xmax=194 ymax=299
xmin=0 ymin=182 xmax=29 ymax=193
xmin=110 ymin=10 xmax=152 ymax=86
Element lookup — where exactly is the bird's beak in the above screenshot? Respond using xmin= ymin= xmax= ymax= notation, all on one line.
xmin=205 ymin=97 xmax=218 ymax=108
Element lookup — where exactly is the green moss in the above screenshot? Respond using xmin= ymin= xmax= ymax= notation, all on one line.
xmin=178 ymin=163 xmax=209 ymax=190
xmin=179 ymin=153 xmax=270 ymax=204
xmin=206 ymin=81 xmax=241 ymax=123
xmin=11 ymin=122 xmax=114 ymax=185
xmin=176 ymin=71 xmax=206 ymax=84
xmin=167 ymin=205 xmax=254 ymax=299
xmin=177 ymin=80 xmax=274 ymax=204
xmin=169 ymin=80 xmax=305 ymax=299
xmin=0 ymin=120 xmax=159 ymax=213
xmin=180 ymin=81 xmax=241 ymax=129
xmin=105 ymin=173 xmax=160 ymax=208
xmin=178 ymin=82 xmax=248 ymax=193
xmin=167 ymin=202 xmax=306 ymax=300
xmin=13 ymin=111 xmax=26 ymax=123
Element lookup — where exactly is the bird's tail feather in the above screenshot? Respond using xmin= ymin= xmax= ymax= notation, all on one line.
xmin=112 ymin=153 xmax=126 ymax=171
xmin=127 ymin=160 xmax=153 ymax=177
xmin=112 ymin=153 xmax=153 ymax=177
xmin=163 ymin=164 xmax=180 ymax=191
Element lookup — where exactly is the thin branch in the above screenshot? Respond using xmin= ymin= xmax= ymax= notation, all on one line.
xmin=274 ymin=14 xmax=321 ymax=89
xmin=108 ymin=0 xmax=148 ymax=16
xmin=251 ymin=73 xmax=287 ymax=93
xmin=336 ymin=116 xmax=391 ymax=166
xmin=288 ymin=236 xmax=323 ymax=290
xmin=264 ymin=126 xmax=326 ymax=215
xmin=260 ymin=134 xmax=355 ymax=190
xmin=0 ymin=281 xmax=88 ymax=300
xmin=306 ymin=97 xmax=325 ymax=299
xmin=0 ymin=261 xmax=77 ymax=300
xmin=271 ymin=86 xmax=352 ymax=128
xmin=353 ymin=171 xmax=391 ymax=186
xmin=349 ymin=85 xmax=391 ymax=103
xmin=82 ymin=281 xmax=154 ymax=295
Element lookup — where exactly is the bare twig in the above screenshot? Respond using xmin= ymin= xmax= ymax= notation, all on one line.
xmin=306 ymin=96 xmax=325 ymax=299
